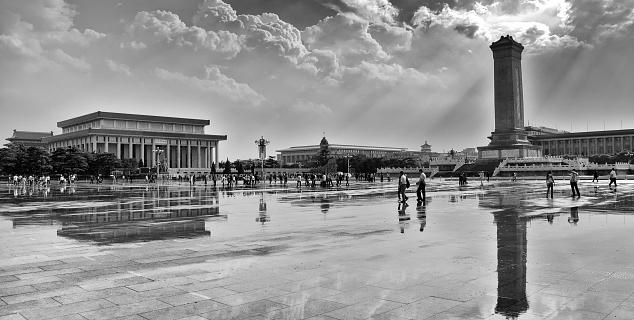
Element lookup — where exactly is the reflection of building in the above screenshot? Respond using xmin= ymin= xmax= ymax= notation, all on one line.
xmin=57 ymin=218 xmax=210 ymax=243
xmin=494 ymin=210 xmax=529 ymax=318
xmin=5 ymin=130 xmax=53 ymax=147
xmin=276 ymin=136 xmax=419 ymax=166
xmin=43 ymin=111 xmax=227 ymax=175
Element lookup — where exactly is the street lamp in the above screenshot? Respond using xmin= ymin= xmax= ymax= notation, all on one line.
xmin=344 ymin=155 xmax=352 ymax=175
xmin=255 ymin=136 xmax=270 ymax=185
xmin=153 ymin=148 xmax=164 ymax=175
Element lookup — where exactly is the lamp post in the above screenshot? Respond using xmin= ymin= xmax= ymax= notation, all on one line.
xmin=255 ymin=136 xmax=269 ymax=185
xmin=153 ymin=148 xmax=164 ymax=175
xmin=344 ymin=155 xmax=352 ymax=175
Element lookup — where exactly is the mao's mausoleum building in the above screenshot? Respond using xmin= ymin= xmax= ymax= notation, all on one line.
xmin=43 ymin=112 xmax=227 ymax=175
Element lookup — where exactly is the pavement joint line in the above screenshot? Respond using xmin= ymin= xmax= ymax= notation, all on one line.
xmin=188 ymin=292 xmax=211 ymax=299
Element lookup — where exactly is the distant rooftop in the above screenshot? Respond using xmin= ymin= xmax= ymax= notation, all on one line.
xmin=57 ymin=111 xmax=210 ymax=128
xmin=7 ymin=130 xmax=53 ymax=141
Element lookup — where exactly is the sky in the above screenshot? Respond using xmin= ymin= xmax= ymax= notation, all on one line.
xmin=1 ymin=0 xmax=633 ymax=160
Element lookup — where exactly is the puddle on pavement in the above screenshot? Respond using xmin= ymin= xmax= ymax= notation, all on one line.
xmin=1 ymin=180 xmax=633 ymax=318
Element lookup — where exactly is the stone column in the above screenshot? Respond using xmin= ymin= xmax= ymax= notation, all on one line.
xmin=117 ymin=139 xmax=121 ymax=159
xmin=141 ymin=139 xmax=145 ymax=166
xmin=129 ymin=141 xmax=133 ymax=160
xmin=215 ymin=143 xmax=219 ymax=168
xmin=187 ymin=142 xmax=191 ymax=168
xmin=152 ymin=140 xmax=156 ymax=168
xmin=177 ymin=140 xmax=181 ymax=169
xmin=92 ymin=140 xmax=97 ymax=153
xmin=104 ymin=137 xmax=109 ymax=153
xmin=167 ymin=141 xmax=171 ymax=169
xmin=197 ymin=144 xmax=201 ymax=169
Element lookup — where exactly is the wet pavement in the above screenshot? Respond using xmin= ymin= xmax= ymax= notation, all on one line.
xmin=0 ymin=179 xmax=633 ymax=320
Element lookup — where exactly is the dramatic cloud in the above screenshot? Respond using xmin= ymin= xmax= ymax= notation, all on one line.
xmin=154 ymin=66 xmax=265 ymax=106
xmin=0 ymin=0 xmax=104 ymax=72
xmin=2 ymin=0 xmax=634 ymax=158
xmin=411 ymin=0 xmax=583 ymax=52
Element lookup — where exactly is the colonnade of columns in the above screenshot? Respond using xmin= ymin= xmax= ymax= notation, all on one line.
xmin=538 ymin=135 xmax=634 ymax=156
xmin=48 ymin=135 xmax=221 ymax=170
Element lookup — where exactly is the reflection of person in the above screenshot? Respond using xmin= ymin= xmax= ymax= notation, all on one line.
xmin=416 ymin=169 xmax=426 ymax=202
xmin=546 ymin=171 xmax=554 ymax=198
xmin=570 ymin=169 xmax=580 ymax=197
xmin=416 ymin=202 xmax=427 ymax=232
xmin=546 ymin=213 xmax=554 ymax=224
xmin=568 ymin=207 xmax=579 ymax=225
xmin=398 ymin=202 xmax=409 ymax=233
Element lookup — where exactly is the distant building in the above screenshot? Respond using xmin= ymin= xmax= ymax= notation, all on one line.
xmin=5 ymin=130 xmax=53 ymax=148
xmin=43 ymin=111 xmax=227 ymax=175
xmin=276 ymin=136 xmax=419 ymax=165
xmin=529 ymin=129 xmax=634 ymax=157
xmin=524 ymin=126 xmax=568 ymax=136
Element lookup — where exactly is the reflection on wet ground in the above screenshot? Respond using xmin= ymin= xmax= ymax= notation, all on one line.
xmin=0 ymin=180 xmax=633 ymax=319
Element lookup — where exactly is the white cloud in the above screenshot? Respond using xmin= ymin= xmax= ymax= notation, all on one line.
xmin=411 ymin=0 xmax=583 ymax=52
xmin=302 ymin=14 xmax=388 ymax=65
xmin=126 ymin=10 xmax=242 ymax=58
xmin=154 ymin=66 xmax=265 ymax=106
xmin=105 ymin=59 xmax=131 ymax=76
xmin=338 ymin=0 xmax=400 ymax=24
xmin=290 ymin=99 xmax=333 ymax=116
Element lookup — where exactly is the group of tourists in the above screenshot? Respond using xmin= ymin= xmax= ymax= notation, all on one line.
xmin=397 ymin=169 xmax=426 ymax=203
xmin=10 ymin=175 xmax=52 ymax=187
xmin=547 ymin=168 xmax=619 ymax=198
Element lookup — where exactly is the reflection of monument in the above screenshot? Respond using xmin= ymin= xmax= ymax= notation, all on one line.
xmin=256 ymin=194 xmax=270 ymax=224
xmin=478 ymin=36 xmax=541 ymax=160
xmin=493 ymin=210 xmax=529 ymax=318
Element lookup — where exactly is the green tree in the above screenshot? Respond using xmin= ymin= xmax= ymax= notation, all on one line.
xmin=51 ymin=147 xmax=88 ymax=174
xmin=264 ymin=156 xmax=279 ymax=168
xmin=223 ymin=157 xmax=231 ymax=174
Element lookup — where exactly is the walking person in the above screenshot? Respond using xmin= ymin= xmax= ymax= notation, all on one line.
xmin=592 ymin=170 xmax=599 ymax=183
xmin=570 ymin=169 xmax=580 ymax=197
xmin=398 ymin=171 xmax=409 ymax=202
xmin=609 ymin=168 xmax=617 ymax=188
xmin=416 ymin=169 xmax=426 ymax=203
xmin=546 ymin=171 xmax=555 ymax=198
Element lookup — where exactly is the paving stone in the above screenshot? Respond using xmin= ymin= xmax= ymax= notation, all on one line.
xmin=257 ymin=299 xmax=348 ymax=319
xmin=212 ymin=287 xmax=291 ymax=307
xmin=0 ymin=314 xmax=27 ymax=320
xmin=0 ymin=286 xmax=37 ymax=298
xmin=53 ymin=287 xmax=134 ymax=305
xmin=324 ymin=298 xmax=404 ymax=320
xmin=80 ymin=299 xmax=171 ymax=320
xmin=0 ymin=298 xmax=61 ymax=317
xmin=20 ymin=298 xmax=115 ymax=320
xmin=139 ymin=299 xmax=229 ymax=320
xmin=158 ymin=292 xmax=210 ymax=306
xmin=105 ymin=287 xmax=186 ymax=305
xmin=2 ymin=286 xmax=86 ymax=305
xmin=198 ymin=299 xmax=287 ymax=320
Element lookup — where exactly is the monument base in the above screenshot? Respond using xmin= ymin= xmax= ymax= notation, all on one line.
xmin=477 ymin=144 xmax=542 ymax=160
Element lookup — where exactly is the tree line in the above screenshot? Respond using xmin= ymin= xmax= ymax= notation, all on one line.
xmin=0 ymin=144 xmax=139 ymax=176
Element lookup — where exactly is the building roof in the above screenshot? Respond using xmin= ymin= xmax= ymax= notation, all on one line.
xmin=42 ymin=128 xmax=227 ymax=143
xmin=277 ymin=144 xmax=409 ymax=153
xmin=57 ymin=111 xmax=211 ymax=128
xmin=529 ymin=129 xmax=634 ymax=140
xmin=7 ymin=130 xmax=53 ymax=142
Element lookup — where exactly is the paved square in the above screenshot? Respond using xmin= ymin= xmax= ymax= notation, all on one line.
xmin=1 ymin=180 xmax=633 ymax=319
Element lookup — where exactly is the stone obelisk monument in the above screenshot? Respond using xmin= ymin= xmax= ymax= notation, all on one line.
xmin=478 ymin=35 xmax=541 ymax=159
